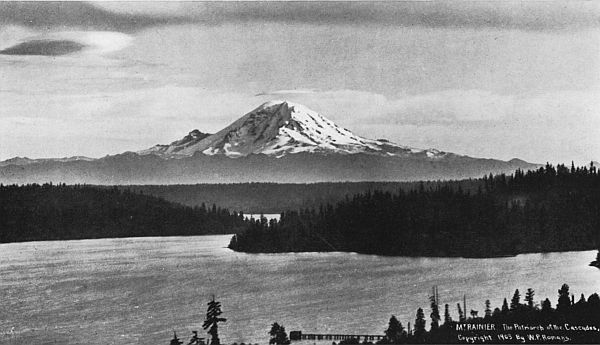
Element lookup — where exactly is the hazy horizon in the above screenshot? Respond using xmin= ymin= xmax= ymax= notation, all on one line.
xmin=1 ymin=1 xmax=599 ymax=165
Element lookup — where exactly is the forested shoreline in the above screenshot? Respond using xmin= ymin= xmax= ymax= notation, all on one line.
xmin=268 ymin=283 xmax=600 ymax=344
xmin=407 ymin=283 xmax=600 ymax=344
xmin=0 ymin=184 xmax=249 ymax=243
xmin=229 ymin=164 xmax=600 ymax=258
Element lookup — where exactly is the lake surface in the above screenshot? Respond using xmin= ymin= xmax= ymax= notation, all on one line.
xmin=1 ymin=235 xmax=599 ymax=345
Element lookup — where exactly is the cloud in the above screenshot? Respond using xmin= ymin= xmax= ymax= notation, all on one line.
xmin=0 ymin=39 xmax=85 ymax=56
xmin=255 ymin=89 xmax=317 ymax=96
xmin=371 ymin=90 xmax=519 ymax=124
xmin=0 ymin=2 xmax=180 ymax=32
xmin=0 ymin=31 xmax=133 ymax=56
xmin=93 ymin=1 xmax=600 ymax=31
xmin=54 ymin=31 xmax=133 ymax=55
xmin=1 ymin=2 xmax=598 ymax=32
xmin=1 ymin=84 xmax=596 ymax=130
xmin=262 ymin=88 xmax=600 ymax=128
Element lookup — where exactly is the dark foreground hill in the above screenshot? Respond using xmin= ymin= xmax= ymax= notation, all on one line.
xmin=229 ymin=164 xmax=600 ymax=258
xmin=0 ymin=184 xmax=248 ymax=243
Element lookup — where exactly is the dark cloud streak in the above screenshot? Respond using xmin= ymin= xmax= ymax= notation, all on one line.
xmin=0 ymin=2 xmax=185 ymax=32
xmin=0 ymin=39 xmax=86 ymax=56
xmin=208 ymin=2 xmax=600 ymax=31
xmin=1 ymin=2 xmax=598 ymax=32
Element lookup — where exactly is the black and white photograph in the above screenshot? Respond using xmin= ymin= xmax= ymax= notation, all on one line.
xmin=1 ymin=1 xmax=599 ymax=344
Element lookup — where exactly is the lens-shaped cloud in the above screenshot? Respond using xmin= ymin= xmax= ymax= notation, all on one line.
xmin=0 ymin=39 xmax=85 ymax=56
xmin=0 ymin=31 xmax=133 ymax=56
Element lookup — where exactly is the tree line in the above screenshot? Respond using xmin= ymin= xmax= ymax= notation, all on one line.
xmin=125 ymin=181 xmax=484 ymax=214
xmin=0 ymin=183 xmax=249 ymax=243
xmin=229 ymin=163 xmax=600 ymax=257
xmin=376 ymin=283 xmax=600 ymax=343
xmin=269 ymin=283 xmax=600 ymax=344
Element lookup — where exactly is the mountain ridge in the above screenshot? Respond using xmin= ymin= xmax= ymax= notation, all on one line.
xmin=0 ymin=100 xmax=541 ymax=184
xmin=0 ymin=151 xmax=539 ymax=184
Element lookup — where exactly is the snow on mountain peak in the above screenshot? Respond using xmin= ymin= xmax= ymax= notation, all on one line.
xmin=137 ymin=129 xmax=211 ymax=156
xmin=138 ymin=101 xmax=448 ymax=159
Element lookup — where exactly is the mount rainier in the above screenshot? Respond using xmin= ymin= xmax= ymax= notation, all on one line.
xmin=0 ymin=101 xmax=537 ymax=184
xmin=137 ymin=101 xmax=446 ymax=159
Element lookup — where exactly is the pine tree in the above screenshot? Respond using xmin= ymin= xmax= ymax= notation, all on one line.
xmin=269 ymin=323 xmax=290 ymax=345
xmin=484 ymin=300 xmax=492 ymax=319
xmin=429 ymin=291 xmax=440 ymax=330
xmin=541 ymin=298 xmax=552 ymax=312
xmin=587 ymin=294 xmax=600 ymax=324
xmin=557 ymin=284 xmax=571 ymax=313
xmin=588 ymin=293 xmax=600 ymax=308
xmin=444 ymin=304 xmax=452 ymax=325
xmin=525 ymin=288 xmax=535 ymax=309
xmin=510 ymin=289 xmax=521 ymax=311
xmin=576 ymin=294 xmax=586 ymax=306
xmin=457 ymin=303 xmax=465 ymax=322
xmin=492 ymin=308 xmax=501 ymax=318
xmin=203 ymin=297 xmax=227 ymax=345
xmin=383 ymin=315 xmax=405 ymax=344
xmin=501 ymin=298 xmax=509 ymax=315
xmin=541 ymin=298 xmax=553 ymax=320
xmin=413 ymin=308 xmax=427 ymax=343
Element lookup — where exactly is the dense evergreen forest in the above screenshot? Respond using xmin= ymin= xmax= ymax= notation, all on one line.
xmin=0 ymin=183 xmax=248 ymax=243
xmin=123 ymin=181 xmax=486 ymax=214
xmin=229 ymin=164 xmax=600 ymax=257
xmin=272 ymin=284 xmax=600 ymax=344
xmin=361 ymin=283 xmax=600 ymax=343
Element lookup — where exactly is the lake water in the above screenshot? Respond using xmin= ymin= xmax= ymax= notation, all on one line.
xmin=1 ymin=235 xmax=599 ymax=345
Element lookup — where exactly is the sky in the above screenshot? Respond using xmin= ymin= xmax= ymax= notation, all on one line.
xmin=0 ymin=1 xmax=599 ymax=165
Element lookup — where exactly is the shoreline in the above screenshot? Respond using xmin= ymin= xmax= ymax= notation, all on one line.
xmin=2 ymin=234 xmax=597 ymax=261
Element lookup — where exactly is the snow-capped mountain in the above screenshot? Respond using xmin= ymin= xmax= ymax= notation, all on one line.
xmin=138 ymin=101 xmax=447 ymax=159
xmin=0 ymin=100 xmax=539 ymax=184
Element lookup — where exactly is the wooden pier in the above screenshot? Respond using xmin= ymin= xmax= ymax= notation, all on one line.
xmin=289 ymin=331 xmax=384 ymax=342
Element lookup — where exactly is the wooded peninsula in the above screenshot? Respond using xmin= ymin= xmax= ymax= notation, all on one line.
xmin=229 ymin=163 xmax=600 ymax=258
